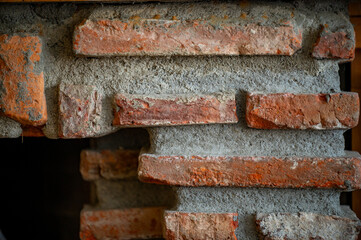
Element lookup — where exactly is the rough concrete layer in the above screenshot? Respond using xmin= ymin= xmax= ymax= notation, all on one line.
xmin=0 ymin=1 xmax=350 ymax=141
xmin=256 ymin=209 xmax=361 ymax=240
xmin=94 ymin=179 xmax=175 ymax=209
xmin=80 ymin=207 xmax=164 ymax=240
xmin=173 ymin=187 xmax=343 ymax=240
xmin=138 ymin=151 xmax=361 ymax=189
xmin=164 ymin=211 xmax=238 ymax=240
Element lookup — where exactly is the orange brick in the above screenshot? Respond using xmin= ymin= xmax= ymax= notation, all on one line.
xmin=0 ymin=35 xmax=47 ymax=126
xmin=164 ymin=211 xmax=238 ymax=240
xmin=80 ymin=149 xmax=139 ymax=181
xmin=246 ymin=92 xmax=359 ymax=129
xmin=80 ymin=207 xmax=164 ymax=240
xmin=113 ymin=94 xmax=237 ymax=127
xmin=139 ymin=152 xmax=361 ymax=189
xmin=22 ymin=126 xmax=45 ymax=137
xmin=74 ymin=19 xmax=302 ymax=56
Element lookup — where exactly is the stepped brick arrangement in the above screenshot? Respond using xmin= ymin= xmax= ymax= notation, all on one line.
xmin=1 ymin=0 xmax=361 ymax=239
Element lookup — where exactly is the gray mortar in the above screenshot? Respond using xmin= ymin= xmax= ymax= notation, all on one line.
xmin=0 ymin=117 xmax=22 ymax=138
xmin=173 ymin=187 xmax=344 ymax=240
xmin=94 ymin=179 xmax=176 ymax=209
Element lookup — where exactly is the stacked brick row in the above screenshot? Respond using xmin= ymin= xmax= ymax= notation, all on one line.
xmin=1 ymin=1 xmax=361 ymax=239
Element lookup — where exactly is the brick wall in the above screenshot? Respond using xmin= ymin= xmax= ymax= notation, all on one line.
xmin=0 ymin=0 xmax=361 ymax=239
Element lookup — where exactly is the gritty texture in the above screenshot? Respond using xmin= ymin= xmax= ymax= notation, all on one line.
xmin=113 ymin=93 xmax=237 ymax=127
xmin=138 ymin=151 xmax=361 ymax=189
xmin=0 ymin=117 xmax=22 ymax=138
xmin=256 ymin=211 xmax=361 ymax=240
xmin=58 ymin=84 xmax=102 ymax=138
xmin=164 ymin=211 xmax=238 ymax=240
xmin=0 ymin=34 xmax=47 ymax=126
xmin=80 ymin=149 xmax=139 ymax=181
xmin=246 ymin=92 xmax=360 ymax=130
xmin=80 ymin=207 xmax=164 ymax=240
xmin=0 ymin=1 xmax=350 ymax=141
xmin=173 ymin=187 xmax=344 ymax=240
xmin=94 ymin=179 xmax=175 ymax=210
xmin=74 ymin=19 xmax=302 ymax=56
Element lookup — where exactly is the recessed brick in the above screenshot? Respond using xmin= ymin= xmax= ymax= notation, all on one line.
xmin=74 ymin=19 xmax=302 ymax=56
xmin=22 ymin=126 xmax=44 ymax=137
xmin=80 ymin=207 xmax=164 ymax=240
xmin=113 ymin=93 xmax=237 ymax=127
xmin=0 ymin=34 xmax=47 ymax=126
xmin=246 ymin=92 xmax=359 ymax=129
xmin=139 ymin=152 xmax=361 ymax=189
xmin=164 ymin=211 xmax=238 ymax=240
xmin=256 ymin=211 xmax=361 ymax=240
xmin=312 ymin=25 xmax=355 ymax=61
xmin=80 ymin=149 xmax=139 ymax=181
xmin=58 ymin=84 xmax=102 ymax=138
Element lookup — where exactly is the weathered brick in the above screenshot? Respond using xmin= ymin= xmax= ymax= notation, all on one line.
xmin=80 ymin=149 xmax=139 ymax=181
xmin=139 ymin=152 xmax=361 ymax=189
xmin=256 ymin=211 xmax=361 ymax=240
xmin=22 ymin=126 xmax=44 ymax=137
xmin=0 ymin=34 xmax=47 ymax=126
xmin=58 ymin=84 xmax=101 ymax=138
xmin=80 ymin=207 xmax=164 ymax=240
xmin=113 ymin=93 xmax=237 ymax=127
xmin=312 ymin=25 xmax=355 ymax=61
xmin=246 ymin=92 xmax=359 ymax=129
xmin=164 ymin=211 xmax=238 ymax=240
xmin=74 ymin=19 xmax=302 ymax=57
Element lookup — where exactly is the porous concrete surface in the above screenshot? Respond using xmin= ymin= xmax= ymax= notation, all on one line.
xmin=0 ymin=117 xmax=22 ymax=138
xmin=94 ymin=179 xmax=175 ymax=209
xmin=0 ymin=1 xmax=351 ymax=154
xmin=173 ymin=187 xmax=344 ymax=240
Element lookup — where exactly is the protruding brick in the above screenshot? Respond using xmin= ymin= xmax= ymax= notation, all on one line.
xmin=80 ymin=207 xmax=164 ymax=240
xmin=80 ymin=149 xmax=139 ymax=181
xmin=246 ymin=92 xmax=359 ymax=129
xmin=139 ymin=151 xmax=361 ymax=189
xmin=256 ymin=211 xmax=361 ymax=240
xmin=74 ymin=19 xmax=302 ymax=57
xmin=113 ymin=93 xmax=237 ymax=127
xmin=164 ymin=211 xmax=238 ymax=240
xmin=312 ymin=25 xmax=355 ymax=61
xmin=58 ymin=84 xmax=101 ymax=138
xmin=0 ymin=34 xmax=47 ymax=126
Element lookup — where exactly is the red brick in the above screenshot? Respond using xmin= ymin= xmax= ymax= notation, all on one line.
xmin=22 ymin=126 xmax=45 ymax=137
xmin=312 ymin=25 xmax=355 ymax=61
xmin=0 ymin=34 xmax=47 ymax=126
xmin=80 ymin=149 xmax=139 ymax=181
xmin=58 ymin=84 xmax=102 ymax=138
xmin=164 ymin=211 xmax=238 ymax=240
xmin=80 ymin=207 xmax=164 ymax=240
xmin=246 ymin=92 xmax=359 ymax=129
xmin=138 ymin=152 xmax=361 ymax=189
xmin=74 ymin=19 xmax=302 ymax=56
xmin=113 ymin=94 xmax=237 ymax=127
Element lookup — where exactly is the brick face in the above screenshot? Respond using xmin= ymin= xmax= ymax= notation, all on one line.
xmin=246 ymin=92 xmax=359 ymax=129
xmin=0 ymin=34 xmax=47 ymax=126
xmin=80 ymin=207 xmax=164 ymax=240
xmin=74 ymin=19 xmax=302 ymax=57
xmin=312 ymin=25 xmax=355 ymax=61
xmin=80 ymin=149 xmax=139 ymax=181
xmin=139 ymin=152 xmax=361 ymax=189
xmin=164 ymin=211 xmax=238 ymax=240
xmin=113 ymin=93 xmax=237 ymax=127
xmin=58 ymin=84 xmax=102 ymax=138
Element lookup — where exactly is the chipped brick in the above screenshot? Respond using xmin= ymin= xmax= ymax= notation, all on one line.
xmin=312 ymin=25 xmax=355 ymax=61
xmin=80 ymin=149 xmax=139 ymax=181
xmin=138 ymin=152 xmax=361 ymax=189
xmin=246 ymin=92 xmax=359 ymax=129
xmin=164 ymin=211 xmax=238 ymax=240
xmin=80 ymin=207 xmax=164 ymax=240
xmin=58 ymin=84 xmax=101 ymax=138
xmin=256 ymin=211 xmax=361 ymax=240
xmin=113 ymin=93 xmax=237 ymax=127
xmin=0 ymin=34 xmax=47 ymax=126
xmin=74 ymin=19 xmax=302 ymax=56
